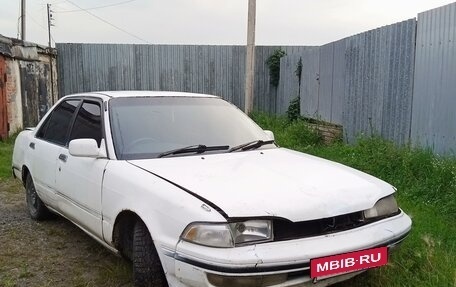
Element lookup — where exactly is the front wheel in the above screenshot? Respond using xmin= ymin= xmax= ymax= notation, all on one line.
xmin=132 ymin=220 xmax=168 ymax=287
xmin=25 ymin=174 xmax=50 ymax=220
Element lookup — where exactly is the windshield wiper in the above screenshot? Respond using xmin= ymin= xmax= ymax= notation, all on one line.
xmin=157 ymin=144 xmax=229 ymax=158
xmin=228 ymin=139 xmax=275 ymax=152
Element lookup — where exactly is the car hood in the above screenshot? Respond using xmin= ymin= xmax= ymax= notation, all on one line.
xmin=128 ymin=148 xmax=394 ymax=222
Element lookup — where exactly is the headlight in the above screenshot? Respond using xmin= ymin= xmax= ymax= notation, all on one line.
xmin=181 ymin=223 xmax=234 ymax=248
xmin=364 ymin=195 xmax=399 ymax=219
xmin=229 ymin=220 xmax=273 ymax=245
xmin=181 ymin=220 xmax=272 ymax=248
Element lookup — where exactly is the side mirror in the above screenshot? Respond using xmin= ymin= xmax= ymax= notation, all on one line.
xmin=69 ymin=139 xmax=102 ymax=158
xmin=264 ymin=130 xmax=275 ymax=141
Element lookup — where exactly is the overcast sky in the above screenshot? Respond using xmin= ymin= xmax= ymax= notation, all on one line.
xmin=1 ymin=0 xmax=455 ymax=46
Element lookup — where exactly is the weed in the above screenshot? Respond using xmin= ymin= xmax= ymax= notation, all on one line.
xmin=19 ymin=264 xmax=33 ymax=279
xmin=286 ymin=97 xmax=301 ymax=122
xmin=266 ymin=49 xmax=286 ymax=87
xmin=0 ymin=276 xmax=15 ymax=287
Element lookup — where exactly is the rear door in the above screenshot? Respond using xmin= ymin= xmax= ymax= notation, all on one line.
xmin=55 ymin=99 xmax=107 ymax=238
xmin=32 ymin=99 xmax=80 ymax=207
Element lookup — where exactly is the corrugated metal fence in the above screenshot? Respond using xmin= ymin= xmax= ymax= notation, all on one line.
xmin=344 ymin=19 xmax=416 ymax=145
xmin=275 ymin=19 xmax=417 ymax=144
xmin=56 ymin=2 xmax=456 ymax=153
xmin=411 ymin=2 xmax=456 ymax=154
xmin=278 ymin=2 xmax=455 ymax=152
xmin=57 ymin=44 xmax=313 ymax=114
xmin=58 ymin=44 xmax=247 ymax=108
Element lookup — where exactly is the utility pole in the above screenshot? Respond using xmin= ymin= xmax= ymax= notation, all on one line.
xmin=47 ymin=4 xmax=52 ymax=47
xmin=244 ymin=0 xmax=256 ymax=114
xmin=21 ymin=0 xmax=26 ymax=40
xmin=47 ymin=3 xmax=55 ymax=103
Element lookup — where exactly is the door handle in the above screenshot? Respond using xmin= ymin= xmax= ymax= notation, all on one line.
xmin=29 ymin=142 xmax=35 ymax=149
xmin=58 ymin=154 xmax=67 ymax=162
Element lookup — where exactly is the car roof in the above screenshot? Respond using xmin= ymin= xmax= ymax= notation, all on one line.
xmin=65 ymin=91 xmax=219 ymax=99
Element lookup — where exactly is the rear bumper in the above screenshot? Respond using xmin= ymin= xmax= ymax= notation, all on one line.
xmin=162 ymin=211 xmax=411 ymax=287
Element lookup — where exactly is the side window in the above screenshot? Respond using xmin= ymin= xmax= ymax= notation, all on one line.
xmin=36 ymin=100 xmax=80 ymax=145
xmin=69 ymin=101 xmax=102 ymax=147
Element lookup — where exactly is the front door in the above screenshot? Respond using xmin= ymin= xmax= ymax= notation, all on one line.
xmin=55 ymin=100 xmax=107 ymax=238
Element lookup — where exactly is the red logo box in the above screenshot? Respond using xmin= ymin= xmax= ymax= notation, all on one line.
xmin=310 ymin=247 xmax=388 ymax=278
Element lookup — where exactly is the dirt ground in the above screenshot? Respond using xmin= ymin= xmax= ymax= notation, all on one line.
xmin=0 ymin=178 xmax=133 ymax=287
xmin=0 ymin=177 xmax=375 ymax=287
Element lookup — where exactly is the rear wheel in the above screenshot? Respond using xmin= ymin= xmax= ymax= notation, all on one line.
xmin=132 ymin=220 xmax=168 ymax=287
xmin=25 ymin=174 xmax=50 ymax=220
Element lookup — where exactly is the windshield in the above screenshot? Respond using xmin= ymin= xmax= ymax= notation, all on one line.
xmin=109 ymin=97 xmax=274 ymax=159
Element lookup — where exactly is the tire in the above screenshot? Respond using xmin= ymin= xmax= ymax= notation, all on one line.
xmin=25 ymin=174 xmax=50 ymax=220
xmin=133 ymin=220 xmax=168 ymax=287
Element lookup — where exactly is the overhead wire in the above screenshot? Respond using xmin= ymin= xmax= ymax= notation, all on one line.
xmin=26 ymin=11 xmax=48 ymax=31
xmin=25 ymin=10 xmax=57 ymax=46
xmin=54 ymin=0 xmax=139 ymax=13
xmin=58 ymin=0 xmax=150 ymax=44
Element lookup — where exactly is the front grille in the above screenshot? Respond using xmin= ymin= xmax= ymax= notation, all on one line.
xmin=273 ymin=211 xmax=368 ymax=241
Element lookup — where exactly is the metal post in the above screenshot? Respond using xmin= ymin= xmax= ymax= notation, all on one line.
xmin=47 ymin=3 xmax=55 ymax=102
xmin=21 ymin=0 xmax=26 ymax=40
xmin=47 ymin=4 xmax=52 ymax=47
xmin=244 ymin=0 xmax=256 ymax=114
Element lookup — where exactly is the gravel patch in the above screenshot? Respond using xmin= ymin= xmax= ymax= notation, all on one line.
xmin=0 ymin=178 xmax=132 ymax=287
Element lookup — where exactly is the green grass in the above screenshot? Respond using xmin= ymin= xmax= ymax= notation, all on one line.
xmin=0 ymin=136 xmax=15 ymax=180
xmin=252 ymin=112 xmax=456 ymax=287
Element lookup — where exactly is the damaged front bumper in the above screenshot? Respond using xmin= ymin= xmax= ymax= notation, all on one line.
xmin=162 ymin=211 xmax=411 ymax=287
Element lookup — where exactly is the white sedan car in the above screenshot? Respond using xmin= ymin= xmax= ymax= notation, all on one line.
xmin=12 ymin=91 xmax=412 ymax=287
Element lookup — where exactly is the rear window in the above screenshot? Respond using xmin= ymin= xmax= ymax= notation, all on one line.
xmin=36 ymin=100 xmax=80 ymax=146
